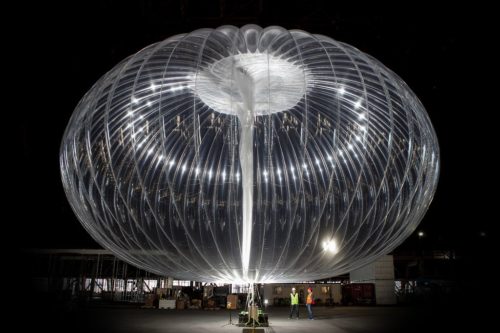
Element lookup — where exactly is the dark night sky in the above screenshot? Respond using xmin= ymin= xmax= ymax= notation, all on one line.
xmin=16 ymin=1 xmax=495 ymax=256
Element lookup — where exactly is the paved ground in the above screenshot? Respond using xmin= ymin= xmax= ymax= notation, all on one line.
xmin=15 ymin=301 xmax=493 ymax=333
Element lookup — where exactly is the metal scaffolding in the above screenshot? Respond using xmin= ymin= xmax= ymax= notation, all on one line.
xmin=23 ymin=249 xmax=173 ymax=303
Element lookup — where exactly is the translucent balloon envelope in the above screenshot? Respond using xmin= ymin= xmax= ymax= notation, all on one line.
xmin=60 ymin=25 xmax=439 ymax=282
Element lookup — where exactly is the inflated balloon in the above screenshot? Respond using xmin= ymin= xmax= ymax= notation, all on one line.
xmin=60 ymin=25 xmax=439 ymax=282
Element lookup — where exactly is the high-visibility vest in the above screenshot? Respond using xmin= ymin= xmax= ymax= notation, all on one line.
xmin=291 ymin=293 xmax=299 ymax=305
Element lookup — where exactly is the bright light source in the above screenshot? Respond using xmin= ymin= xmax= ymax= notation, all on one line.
xmin=418 ymin=231 xmax=424 ymax=237
xmin=264 ymin=299 xmax=268 ymax=305
xmin=322 ymin=239 xmax=338 ymax=254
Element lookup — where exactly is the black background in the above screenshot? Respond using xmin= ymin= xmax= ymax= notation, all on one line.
xmin=15 ymin=0 xmax=495 ymax=261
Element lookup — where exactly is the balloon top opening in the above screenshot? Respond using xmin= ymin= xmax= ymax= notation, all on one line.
xmin=195 ymin=52 xmax=308 ymax=115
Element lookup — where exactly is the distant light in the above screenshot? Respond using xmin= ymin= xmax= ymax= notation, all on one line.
xmin=418 ymin=231 xmax=424 ymax=237
xmin=358 ymin=113 xmax=366 ymax=120
xmin=131 ymin=97 xmax=139 ymax=104
xmin=264 ymin=299 xmax=269 ymax=305
xmin=322 ymin=239 xmax=338 ymax=254
xmin=337 ymin=86 xmax=345 ymax=95
xmin=150 ymin=83 xmax=157 ymax=91
xmin=480 ymin=231 xmax=486 ymax=237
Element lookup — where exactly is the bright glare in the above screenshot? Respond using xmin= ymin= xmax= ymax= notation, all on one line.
xmin=322 ymin=239 xmax=338 ymax=254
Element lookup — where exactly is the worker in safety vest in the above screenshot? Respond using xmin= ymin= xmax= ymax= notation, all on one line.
xmin=306 ymin=287 xmax=315 ymax=320
xmin=289 ymin=287 xmax=299 ymax=319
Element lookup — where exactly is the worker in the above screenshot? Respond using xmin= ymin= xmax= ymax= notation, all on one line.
xmin=306 ymin=287 xmax=315 ymax=320
xmin=289 ymin=287 xmax=299 ymax=319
